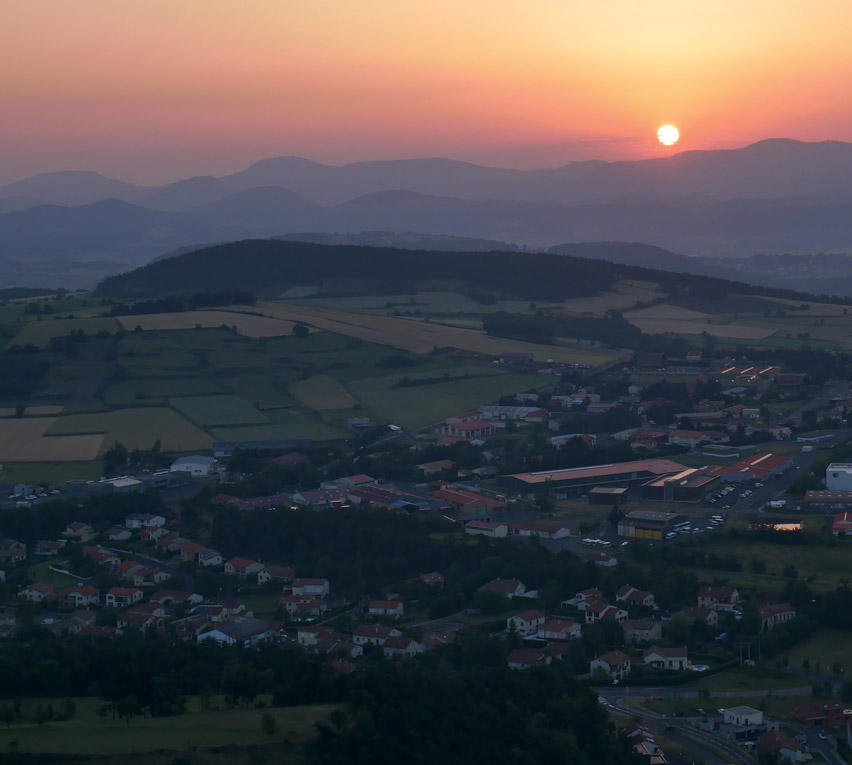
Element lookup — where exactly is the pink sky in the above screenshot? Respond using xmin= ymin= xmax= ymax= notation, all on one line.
xmin=2 ymin=0 xmax=852 ymax=184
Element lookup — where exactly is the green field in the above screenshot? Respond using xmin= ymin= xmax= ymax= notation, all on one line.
xmin=8 ymin=316 xmax=122 ymax=348
xmin=688 ymin=666 xmax=807 ymax=694
xmin=47 ymin=408 xmax=212 ymax=453
xmin=347 ymin=371 xmax=542 ymax=428
xmin=294 ymin=290 xmax=541 ymax=316
xmin=103 ymin=376 xmax=225 ymax=407
xmin=643 ymin=694 xmax=810 ymax=720
xmin=171 ymin=394 xmax=270 ymax=427
xmin=211 ymin=414 xmax=348 ymax=443
xmin=782 ymin=629 xmax=852 ymax=675
xmin=0 ymin=461 xmax=103 ymax=486
xmin=290 ymin=374 xmax=358 ymax=410
xmin=0 ymin=696 xmax=336 ymax=755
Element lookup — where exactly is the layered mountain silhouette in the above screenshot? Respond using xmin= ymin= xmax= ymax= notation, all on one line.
xmin=4 ymin=139 xmax=852 ymax=289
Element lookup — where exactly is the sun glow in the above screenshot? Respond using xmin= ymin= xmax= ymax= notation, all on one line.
xmin=657 ymin=124 xmax=680 ymax=146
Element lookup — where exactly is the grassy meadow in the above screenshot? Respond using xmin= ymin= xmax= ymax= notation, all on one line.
xmin=0 ymin=696 xmax=336 ymax=755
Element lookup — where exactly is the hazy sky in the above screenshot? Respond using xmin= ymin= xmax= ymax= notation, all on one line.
xmin=2 ymin=0 xmax=852 ymax=184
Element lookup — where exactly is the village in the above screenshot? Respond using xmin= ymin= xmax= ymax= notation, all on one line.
xmin=2 ymin=348 xmax=852 ymax=762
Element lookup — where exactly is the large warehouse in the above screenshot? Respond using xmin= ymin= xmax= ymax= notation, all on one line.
xmin=500 ymin=458 xmax=689 ymax=497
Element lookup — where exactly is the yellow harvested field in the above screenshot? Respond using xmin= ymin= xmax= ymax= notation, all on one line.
xmin=116 ymin=309 xmax=313 ymax=338
xmin=46 ymin=408 xmax=212 ymax=453
xmin=624 ymin=303 xmax=774 ymax=339
xmin=247 ymin=302 xmax=619 ymax=366
xmin=754 ymin=295 xmax=850 ymax=316
xmin=562 ymin=280 xmax=665 ymax=315
xmin=289 ymin=375 xmax=358 ymax=410
xmin=8 ymin=317 xmax=121 ymax=348
xmin=0 ymin=418 xmax=103 ymax=462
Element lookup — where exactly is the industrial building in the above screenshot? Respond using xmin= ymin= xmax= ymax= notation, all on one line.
xmin=501 ymin=458 xmax=688 ymax=496
xmin=826 ymin=463 xmax=852 ymax=491
xmin=639 ymin=469 xmax=720 ymax=503
xmin=588 ymin=487 xmax=629 ymax=505
xmin=617 ymin=511 xmax=688 ymax=540
xmin=804 ymin=490 xmax=852 ymax=511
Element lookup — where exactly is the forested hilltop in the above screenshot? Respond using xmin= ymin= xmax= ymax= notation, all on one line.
xmin=96 ymin=239 xmax=849 ymax=305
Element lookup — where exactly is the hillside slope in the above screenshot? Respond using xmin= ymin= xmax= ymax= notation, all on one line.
xmin=96 ymin=239 xmax=843 ymax=306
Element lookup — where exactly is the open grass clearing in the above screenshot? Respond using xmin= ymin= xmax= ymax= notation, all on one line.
xmin=289 ymin=374 xmax=358 ymax=410
xmin=0 ymin=461 xmax=103 ymax=486
xmin=0 ymin=696 xmax=336 ymax=755
xmin=216 ymin=370 xmax=298 ymax=409
xmin=47 ymin=408 xmax=212 ymax=453
xmin=0 ymin=418 xmax=103 ymax=462
xmin=294 ymin=290 xmax=539 ymax=315
xmin=643 ymin=694 xmax=810 ymax=720
xmin=561 ymin=280 xmax=665 ymax=315
xmin=212 ymin=411 xmax=348 ymax=443
xmin=248 ymin=302 xmax=620 ymax=365
xmin=7 ymin=317 xmax=121 ymax=348
xmin=103 ymin=376 xmax=224 ymax=407
xmin=701 ymin=537 xmax=851 ymax=589
xmin=171 ymin=394 xmax=270 ymax=428
xmin=116 ymin=308 xmax=312 ymax=338
xmin=22 ymin=559 xmax=82 ymax=588
xmin=688 ymin=666 xmax=806 ymax=693
xmin=347 ymin=371 xmax=542 ymax=429
xmin=782 ymin=629 xmax=852 ymax=675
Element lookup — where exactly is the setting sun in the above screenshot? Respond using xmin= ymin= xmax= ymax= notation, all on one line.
xmin=657 ymin=125 xmax=680 ymax=146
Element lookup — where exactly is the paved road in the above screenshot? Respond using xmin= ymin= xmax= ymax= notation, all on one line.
xmin=596 ymin=688 xmax=756 ymax=764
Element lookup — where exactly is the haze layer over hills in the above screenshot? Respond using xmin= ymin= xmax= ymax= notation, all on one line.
xmin=4 ymin=138 xmax=852 ymax=290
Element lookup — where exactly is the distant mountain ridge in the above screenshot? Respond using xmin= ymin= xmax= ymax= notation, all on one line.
xmin=4 ymin=138 xmax=852 ymax=290
xmin=8 ymin=138 xmax=852 ymax=210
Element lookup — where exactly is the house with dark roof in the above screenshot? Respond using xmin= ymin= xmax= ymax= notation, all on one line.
xmin=759 ymin=603 xmax=796 ymax=632
xmin=258 ymin=564 xmax=295 ymax=584
xmin=197 ymin=617 xmax=275 ymax=648
xmin=537 ymin=618 xmax=581 ymax=641
xmin=642 ymin=646 xmax=689 ymax=671
xmin=368 ymin=600 xmax=404 ymax=619
xmin=352 ymin=624 xmax=402 ymax=646
xmin=507 ymin=648 xmax=551 ymax=670
xmin=758 ymin=730 xmax=803 ymax=762
xmin=590 ymin=650 xmax=631 ymax=680
xmin=383 ymin=636 xmax=423 ymax=659
xmin=793 ymin=698 xmax=852 ymax=727
xmin=506 ymin=610 xmax=545 ymax=636
xmin=623 ymin=619 xmax=662 ymax=645
xmin=291 ymin=578 xmax=329 ymax=598
xmin=224 ymin=557 xmax=264 ymax=579
xmin=697 ymin=586 xmax=740 ymax=611
xmin=478 ymin=578 xmax=526 ymax=598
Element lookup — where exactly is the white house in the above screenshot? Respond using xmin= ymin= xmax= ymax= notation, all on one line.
xmin=642 ymin=646 xmax=689 ymax=671
xmin=368 ymin=600 xmax=404 ymax=619
xmin=590 ymin=650 xmax=631 ymax=680
xmin=724 ymin=706 xmax=764 ymax=727
xmin=506 ymin=610 xmax=545 ymax=636
xmin=292 ymin=578 xmax=330 ymax=598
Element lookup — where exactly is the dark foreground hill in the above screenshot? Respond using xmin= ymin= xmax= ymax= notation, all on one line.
xmin=95 ymin=239 xmax=844 ymax=306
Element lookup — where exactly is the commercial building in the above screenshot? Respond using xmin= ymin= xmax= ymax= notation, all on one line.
xmin=587 ymin=487 xmax=628 ymax=505
xmin=617 ymin=511 xmax=688 ymax=540
xmin=501 ymin=458 xmax=688 ymax=496
xmin=804 ymin=490 xmax=852 ymax=511
xmin=826 ymin=463 xmax=852 ymax=491
xmin=639 ymin=468 xmax=720 ymax=503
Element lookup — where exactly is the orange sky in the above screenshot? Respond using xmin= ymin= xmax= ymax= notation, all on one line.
xmin=2 ymin=0 xmax=852 ymax=183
